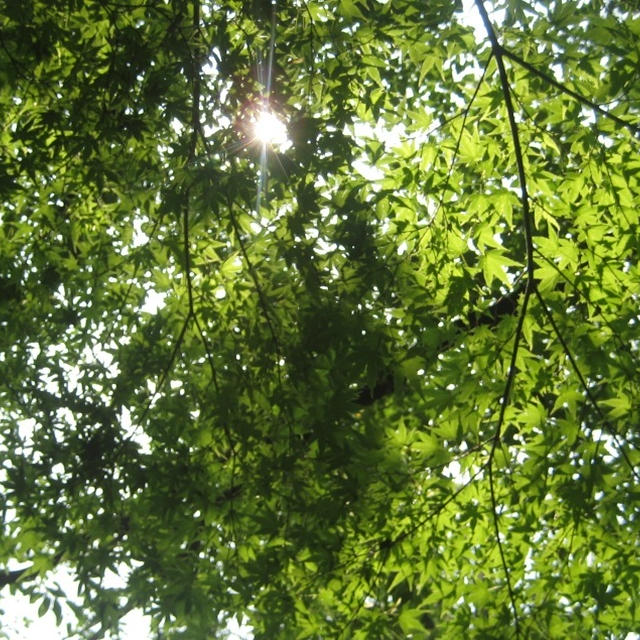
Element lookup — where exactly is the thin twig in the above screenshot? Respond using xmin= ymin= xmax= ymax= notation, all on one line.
xmin=486 ymin=284 xmax=529 ymax=635
xmin=137 ymin=316 xmax=190 ymax=428
xmin=533 ymin=247 xmax=640 ymax=374
xmin=500 ymin=47 xmax=640 ymax=139
xmin=225 ymin=195 xmax=284 ymax=379
xmin=135 ymin=0 xmax=229 ymax=446
xmin=0 ymin=550 xmax=65 ymax=589
xmin=417 ymin=52 xmax=493 ymax=245
xmin=534 ymin=288 xmax=640 ymax=482
xmin=183 ymin=0 xmax=229 ymax=447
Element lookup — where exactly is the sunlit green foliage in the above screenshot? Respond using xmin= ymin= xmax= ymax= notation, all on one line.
xmin=1 ymin=0 xmax=640 ymax=638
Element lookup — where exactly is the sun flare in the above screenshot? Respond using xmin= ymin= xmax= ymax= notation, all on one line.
xmin=253 ymin=110 xmax=289 ymax=147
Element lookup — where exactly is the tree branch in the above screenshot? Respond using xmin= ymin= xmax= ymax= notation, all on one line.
xmin=501 ymin=47 xmax=640 ymax=139
xmin=535 ymin=288 xmax=640 ymax=483
xmin=475 ymin=2 xmax=535 ymax=283
xmin=0 ymin=566 xmax=32 ymax=589
xmin=0 ymin=551 xmax=64 ymax=590
xmin=472 ymin=2 xmax=540 ymax=632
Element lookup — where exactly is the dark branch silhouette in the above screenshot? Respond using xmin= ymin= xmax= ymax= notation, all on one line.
xmin=354 ymin=280 xmax=527 ymax=406
xmin=0 ymin=551 xmax=64 ymax=590
xmin=0 ymin=566 xmax=31 ymax=589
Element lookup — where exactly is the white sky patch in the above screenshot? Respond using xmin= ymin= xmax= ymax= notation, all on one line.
xmin=443 ymin=459 xmax=472 ymax=485
xmin=203 ymin=112 xmax=232 ymax=139
xmin=170 ymin=117 xmax=184 ymax=134
xmin=141 ymin=288 xmax=165 ymax=314
xmin=460 ymin=0 xmax=505 ymax=40
xmin=121 ymin=406 xmax=152 ymax=455
xmin=353 ymin=156 xmax=385 ymax=181
xmin=227 ymin=616 xmax=254 ymax=639
xmin=0 ymin=565 xmax=155 ymax=640
xmin=1 ymin=567 xmax=78 ymax=640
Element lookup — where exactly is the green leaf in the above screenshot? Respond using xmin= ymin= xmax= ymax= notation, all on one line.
xmin=38 ymin=597 xmax=50 ymax=617
xmin=480 ymin=250 xmax=522 ymax=287
xmin=398 ymin=607 xmax=427 ymax=634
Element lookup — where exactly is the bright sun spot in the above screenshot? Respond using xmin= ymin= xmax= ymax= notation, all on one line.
xmin=254 ymin=111 xmax=289 ymax=147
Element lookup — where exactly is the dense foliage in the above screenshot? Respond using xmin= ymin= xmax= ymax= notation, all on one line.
xmin=1 ymin=0 xmax=640 ymax=637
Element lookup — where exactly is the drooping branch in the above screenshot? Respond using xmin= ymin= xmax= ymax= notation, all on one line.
xmin=130 ymin=0 xmax=228 ymax=449
xmin=420 ymin=54 xmax=492 ymax=236
xmin=535 ymin=288 xmax=640 ymax=483
xmin=184 ymin=0 xmax=222 ymax=399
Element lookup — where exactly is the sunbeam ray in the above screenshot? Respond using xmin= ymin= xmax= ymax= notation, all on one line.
xmin=255 ymin=0 xmax=279 ymax=215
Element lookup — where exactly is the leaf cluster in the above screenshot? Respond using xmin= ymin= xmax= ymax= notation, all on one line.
xmin=1 ymin=0 xmax=640 ymax=638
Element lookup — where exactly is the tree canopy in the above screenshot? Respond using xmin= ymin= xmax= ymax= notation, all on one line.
xmin=1 ymin=0 xmax=640 ymax=638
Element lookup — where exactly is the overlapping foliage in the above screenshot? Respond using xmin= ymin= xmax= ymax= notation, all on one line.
xmin=1 ymin=0 xmax=640 ymax=637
